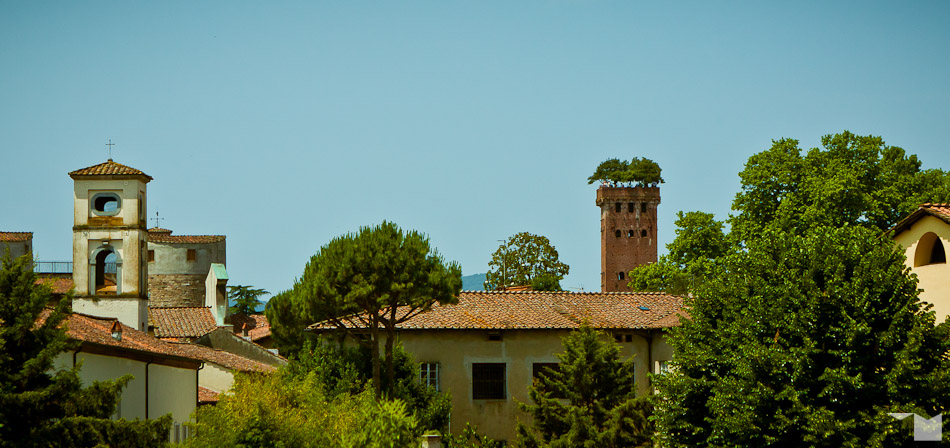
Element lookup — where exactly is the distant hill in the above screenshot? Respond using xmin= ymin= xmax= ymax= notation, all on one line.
xmin=461 ymin=273 xmax=486 ymax=291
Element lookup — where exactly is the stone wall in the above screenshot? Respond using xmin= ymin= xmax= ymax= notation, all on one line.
xmin=148 ymin=274 xmax=206 ymax=307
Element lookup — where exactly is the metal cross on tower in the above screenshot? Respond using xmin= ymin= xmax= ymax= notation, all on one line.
xmin=152 ymin=212 xmax=164 ymax=229
xmin=106 ymin=139 xmax=115 ymax=160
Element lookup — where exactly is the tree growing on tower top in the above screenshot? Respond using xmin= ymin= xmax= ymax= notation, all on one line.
xmin=588 ymin=157 xmax=664 ymax=188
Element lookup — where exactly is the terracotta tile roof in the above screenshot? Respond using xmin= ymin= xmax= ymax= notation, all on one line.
xmin=167 ymin=341 xmax=277 ymax=373
xmin=147 ymin=228 xmax=225 ymax=244
xmin=35 ymin=277 xmax=74 ymax=295
xmin=149 ymin=307 xmax=218 ymax=339
xmin=890 ymin=203 xmax=950 ymax=235
xmin=228 ymin=314 xmax=271 ymax=342
xmin=68 ymin=160 xmax=153 ymax=180
xmin=0 ymin=232 xmax=32 ymax=242
xmin=309 ymin=291 xmax=686 ymax=331
xmin=198 ymin=387 xmax=220 ymax=404
xmin=45 ymin=311 xmax=203 ymax=364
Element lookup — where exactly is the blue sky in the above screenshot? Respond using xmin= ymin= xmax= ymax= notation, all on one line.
xmin=2 ymin=1 xmax=949 ymax=297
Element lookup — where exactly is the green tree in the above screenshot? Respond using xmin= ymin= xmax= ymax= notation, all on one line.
xmin=185 ymin=369 xmax=418 ymax=448
xmin=295 ymin=221 xmax=462 ymax=398
xmin=228 ymin=284 xmax=269 ymax=315
xmin=627 ymin=211 xmax=730 ymax=295
xmin=0 ymin=253 xmax=171 ymax=448
xmin=484 ymin=232 xmax=570 ymax=291
xmin=517 ymin=325 xmax=653 ymax=448
xmin=287 ymin=339 xmax=452 ymax=433
xmin=730 ymin=131 xmax=950 ymax=244
xmin=653 ymin=226 xmax=950 ymax=447
xmin=588 ymin=157 xmax=664 ymax=187
xmin=264 ymin=289 xmax=312 ymax=358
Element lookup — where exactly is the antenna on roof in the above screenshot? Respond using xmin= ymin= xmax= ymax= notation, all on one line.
xmin=152 ymin=211 xmax=164 ymax=228
xmin=105 ymin=139 xmax=115 ymax=161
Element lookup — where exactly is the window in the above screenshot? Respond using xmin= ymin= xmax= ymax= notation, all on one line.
xmin=186 ymin=249 xmax=197 ymax=261
xmin=640 ymin=229 xmax=648 ymax=238
xmin=472 ymin=363 xmax=506 ymax=399
xmin=641 ymin=202 xmax=647 ymax=213
xmin=615 ymin=229 xmax=621 ymax=238
xmin=613 ymin=333 xmax=633 ymax=343
xmin=914 ymin=232 xmax=947 ymax=266
xmin=91 ymin=192 xmax=121 ymax=216
xmin=658 ymin=360 xmax=671 ymax=374
xmin=420 ymin=363 xmax=440 ymax=391
xmin=618 ymin=271 xmax=625 ymax=280
xmin=627 ymin=230 xmax=634 ymax=237
xmin=628 ymin=202 xmax=635 ymax=212
xmin=488 ymin=332 xmax=503 ymax=341
xmin=615 ymin=202 xmax=622 ymax=212
xmin=147 ymin=250 xmax=155 ymax=262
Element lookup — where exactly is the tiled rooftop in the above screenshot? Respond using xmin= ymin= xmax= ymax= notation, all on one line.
xmin=228 ymin=314 xmax=271 ymax=342
xmin=68 ymin=159 xmax=153 ymax=180
xmin=147 ymin=228 xmax=225 ymax=244
xmin=45 ymin=311 xmax=203 ymax=363
xmin=198 ymin=387 xmax=220 ymax=404
xmin=149 ymin=307 xmax=218 ymax=339
xmin=35 ymin=277 xmax=74 ymax=295
xmin=167 ymin=341 xmax=277 ymax=373
xmin=309 ymin=290 xmax=686 ymax=331
xmin=0 ymin=232 xmax=32 ymax=242
xmin=890 ymin=203 xmax=950 ymax=235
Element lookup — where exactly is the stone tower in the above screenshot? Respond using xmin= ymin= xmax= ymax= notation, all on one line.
xmin=597 ymin=186 xmax=660 ymax=292
xmin=69 ymin=160 xmax=152 ymax=331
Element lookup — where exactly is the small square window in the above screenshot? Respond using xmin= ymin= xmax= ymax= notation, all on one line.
xmin=186 ymin=249 xmax=196 ymax=261
xmin=420 ymin=363 xmax=440 ymax=391
xmin=488 ymin=332 xmax=502 ymax=341
xmin=472 ymin=363 xmax=506 ymax=399
xmin=147 ymin=250 xmax=155 ymax=262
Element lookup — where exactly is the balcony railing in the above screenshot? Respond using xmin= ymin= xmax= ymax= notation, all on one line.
xmin=34 ymin=261 xmax=117 ymax=274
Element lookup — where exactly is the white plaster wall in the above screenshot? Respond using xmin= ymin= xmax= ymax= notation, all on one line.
xmin=148 ymin=363 xmax=197 ymax=424
xmin=199 ymin=363 xmax=235 ymax=393
xmin=894 ymin=215 xmax=950 ymax=322
xmin=73 ymin=179 xmax=148 ymax=227
xmin=73 ymin=352 xmax=148 ymax=420
xmin=72 ymin=297 xmax=148 ymax=331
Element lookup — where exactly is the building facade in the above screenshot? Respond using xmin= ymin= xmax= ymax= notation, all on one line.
xmin=891 ymin=203 xmax=950 ymax=321
xmin=147 ymin=227 xmax=226 ymax=308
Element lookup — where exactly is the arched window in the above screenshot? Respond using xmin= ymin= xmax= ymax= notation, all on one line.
xmin=91 ymin=245 xmax=122 ymax=295
xmin=618 ymin=271 xmax=625 ymax=280
xmin=627 ymin=230 xmax=635 ymax=237
xmin=914 ymin=232 xmax=947 ymax=267
xmin=641 ymin=229 xmax=648 ymax=238
xmin=615 ymin=229 xmax=621 ymax=238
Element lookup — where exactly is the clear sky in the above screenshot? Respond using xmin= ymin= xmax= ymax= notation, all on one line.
xmin=2 ymin=1 xmax=949 ymax=298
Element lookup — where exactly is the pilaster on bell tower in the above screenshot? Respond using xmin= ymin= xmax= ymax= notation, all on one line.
xmin=69 ymin=159 xmax=153 ymax=331
xmin=597 ymin=186 xmax=660 ymax=292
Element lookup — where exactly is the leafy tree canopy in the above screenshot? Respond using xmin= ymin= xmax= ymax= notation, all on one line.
xmin=228 ymin=284 xmax=269 ymax=315
xmin=0 ymin=253 xmax=170 ymax=448
xmin=484 ymin=232 xmax=570 ymax=291
xmin=653 ymin=226 xmax=950 ymax=447
xmin=293 ymin=221 xmax=461 ymax=397
xmin=588 ymin=157 xmax=664 ymax=187
xmin=627 ymin=211 xmax=730 ymax=295
xmin=730 ymin=131 xmax=950 ymax=244
xmin=517 ymin=325 xmax=653 ymax=448
xmin=264 ymin=289 xmax=311 ymax=357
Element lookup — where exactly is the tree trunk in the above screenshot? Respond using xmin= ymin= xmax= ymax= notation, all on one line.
xmin=384 ymin=328 xmax=395 ymax=398
xmin=370 ymin=313 xmax=381 ymax=399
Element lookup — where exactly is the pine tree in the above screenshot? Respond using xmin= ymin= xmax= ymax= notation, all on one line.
xmin=0 ymin=253 xmax=170 ymax=447
xmin=517 ymin=325 xmax=653 ymax=448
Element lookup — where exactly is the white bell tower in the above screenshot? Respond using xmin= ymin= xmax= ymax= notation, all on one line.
xmin=69 ymin=159 xmax=152 ymax=331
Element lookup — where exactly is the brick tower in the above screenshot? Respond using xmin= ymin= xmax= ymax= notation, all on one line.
xmin=597 ymin=186 xmax=660 ymax=292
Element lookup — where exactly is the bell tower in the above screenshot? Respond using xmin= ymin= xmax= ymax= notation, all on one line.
xmin=597 ymin=186 xmax=660 ymax=292
xmin=69 ymin=160 xmax=152 ymax=331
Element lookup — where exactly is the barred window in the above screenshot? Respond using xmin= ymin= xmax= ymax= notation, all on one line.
xmin=472 ymin=363 xmax=506 ymax=399
xmin=420 ymin=363 xmax=440 ymax=391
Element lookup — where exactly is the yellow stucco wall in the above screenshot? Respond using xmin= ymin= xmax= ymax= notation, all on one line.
xmin=199 ymin=362 xmax=236 ymax=393
xmin=396 ymin=328 xmax=672 ymax=443
xmin=893 ymin=215 xmax=950 ymax=322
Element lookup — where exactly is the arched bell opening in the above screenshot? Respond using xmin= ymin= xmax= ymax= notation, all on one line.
xmin=90 ymin=245 xmax=123 ymax=295
xmin=914 ymin=232 xmax=947 ymax=267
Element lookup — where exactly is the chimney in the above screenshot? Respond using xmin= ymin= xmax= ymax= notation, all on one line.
xmin=110 ymin=321 xmax=122 ymax=341
xmin=241 ymin=323 xmax=249 ymax=340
